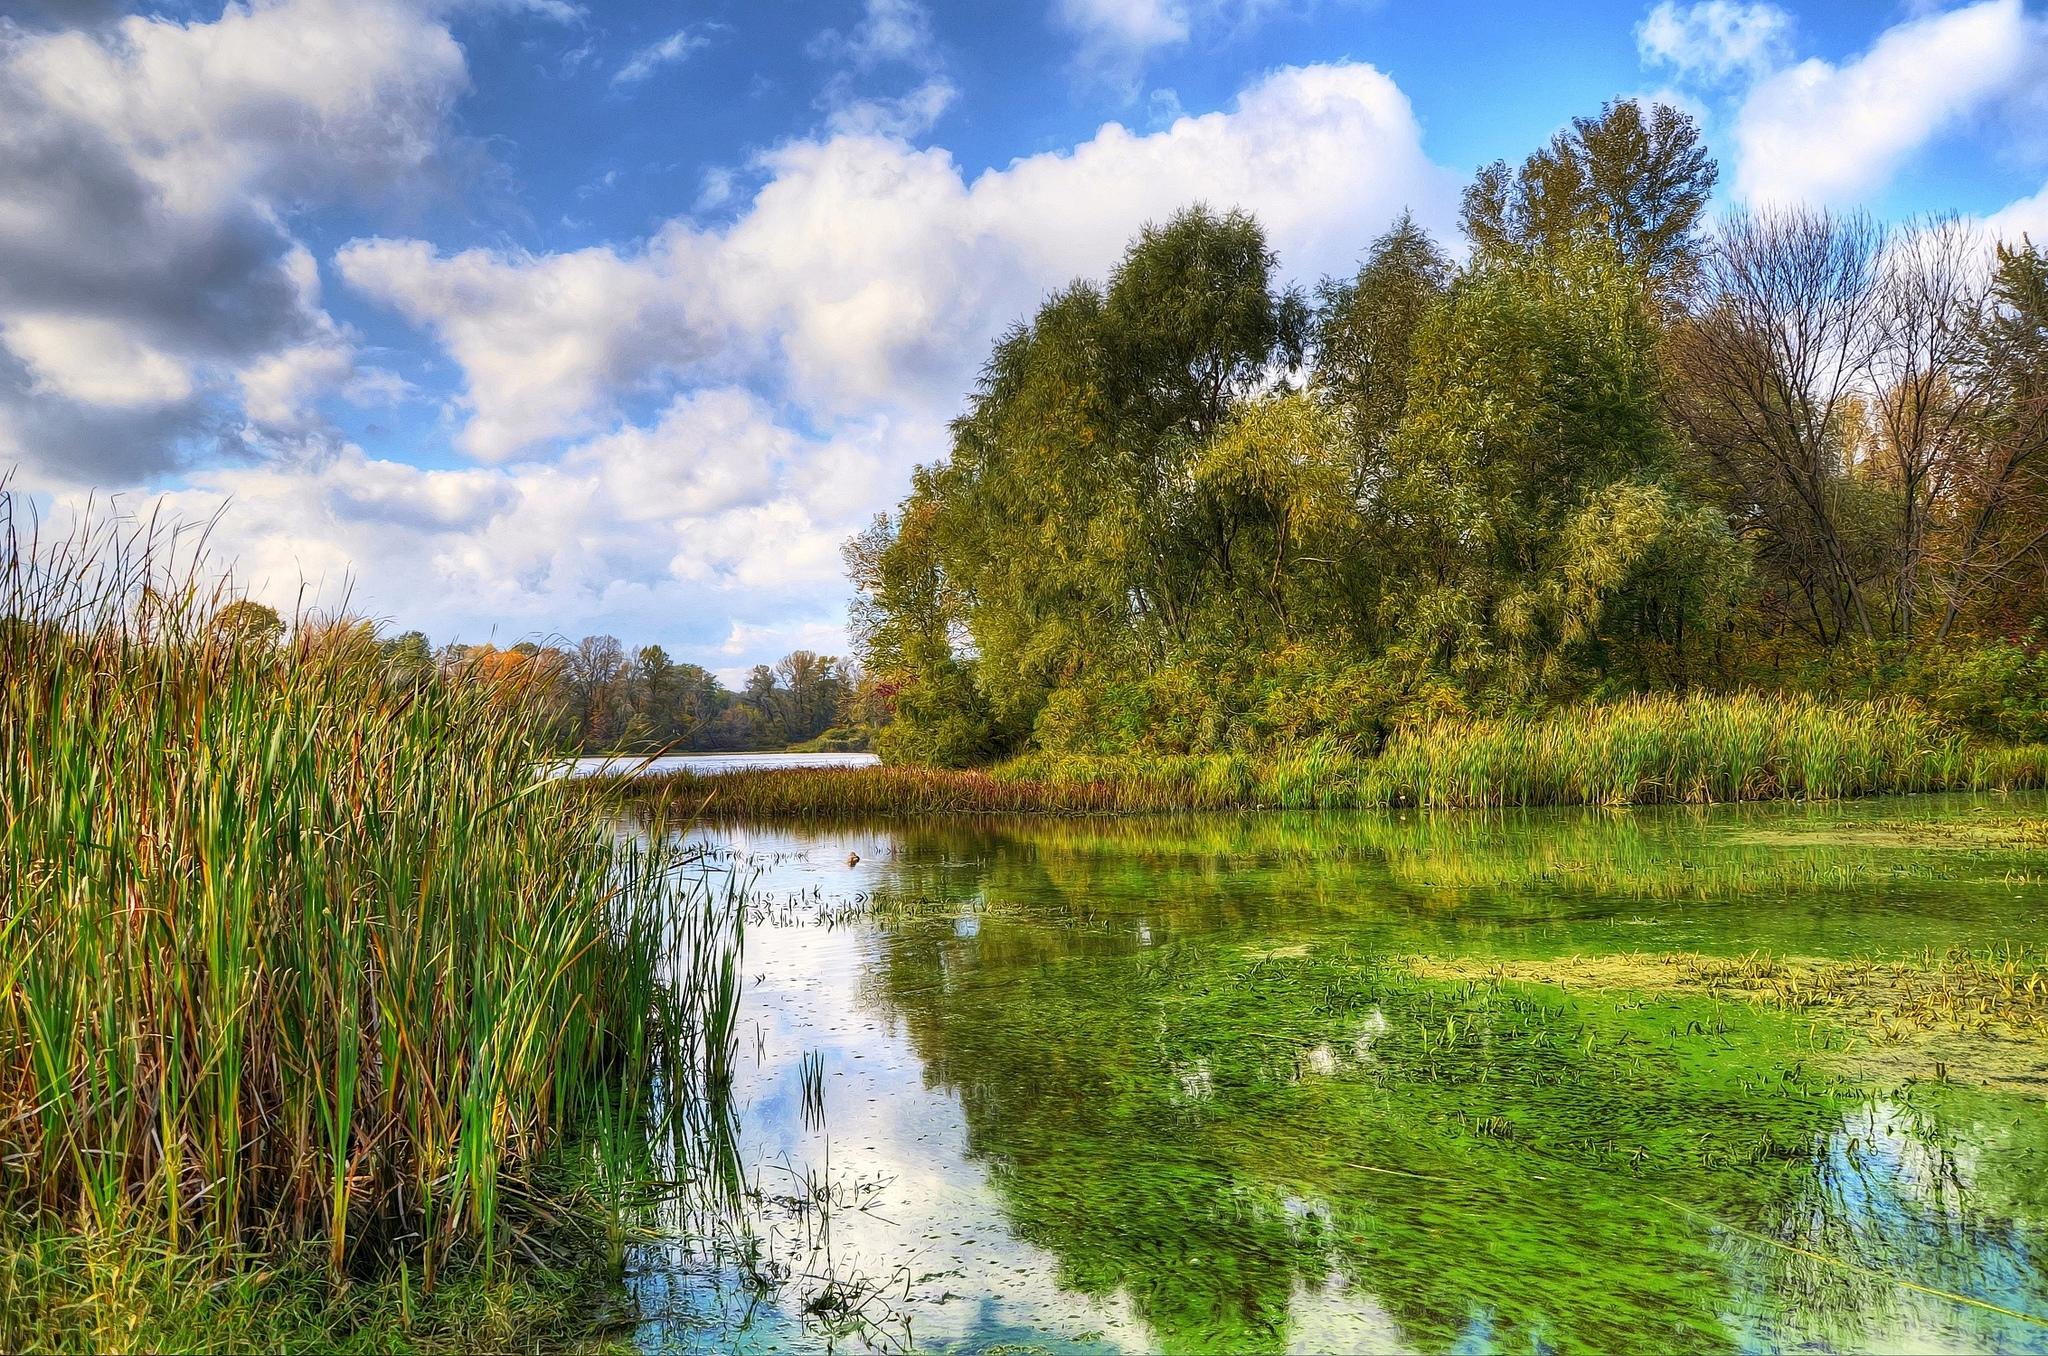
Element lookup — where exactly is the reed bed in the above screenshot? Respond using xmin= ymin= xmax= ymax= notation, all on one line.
xmin=0 ymin=494 xmax=719 ymax=1335
xmin=613 ymin=692 xmax=2048 ymax=817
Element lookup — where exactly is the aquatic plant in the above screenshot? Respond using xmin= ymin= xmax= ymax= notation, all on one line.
xmin=0 ymin=493 xmax=721 ymax=1335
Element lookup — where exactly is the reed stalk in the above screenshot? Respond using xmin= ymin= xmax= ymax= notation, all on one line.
xmin=0 ymin=490 xmax=713 ymax=1305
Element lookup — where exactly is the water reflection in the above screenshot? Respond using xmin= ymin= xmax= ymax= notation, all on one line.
xmin=631 ymin=800 xmax=2048 ymax=1353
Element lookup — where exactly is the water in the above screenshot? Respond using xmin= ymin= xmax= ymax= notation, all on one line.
xmin=556 ymin=750 xmax=879 ymax=779
xmin=629 ymin=795 xmax=2048 ymax=1354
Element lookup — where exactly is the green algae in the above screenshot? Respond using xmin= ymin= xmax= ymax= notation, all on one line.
xmin=637 ymin=794 xmax=2048 ymax=1353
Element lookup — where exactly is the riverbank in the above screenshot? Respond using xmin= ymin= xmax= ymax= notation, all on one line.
xmin=606 ymin=692 xmax=2048 ymax=817
xmin=0 ymin=505 xmax=718 ymax=1353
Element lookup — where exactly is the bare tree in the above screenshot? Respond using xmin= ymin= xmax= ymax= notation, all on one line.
xmin=1868 ymin=217 xmax=1991 ymax=643
xmin=1662 ymin=208 xmax=1884 ymax=647
xmin=1668 ymin=208 xmax=1888 ymax=645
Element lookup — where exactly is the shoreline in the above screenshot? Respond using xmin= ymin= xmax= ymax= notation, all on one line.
xmin=595 ymin=695 xmax=2048 ymax=819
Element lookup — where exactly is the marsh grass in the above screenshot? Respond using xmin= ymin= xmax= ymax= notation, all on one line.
xmin=612 ymin=693 xmax=2048 ymax=816
xmin=0 ymin=493 xmax=728 ymax=1348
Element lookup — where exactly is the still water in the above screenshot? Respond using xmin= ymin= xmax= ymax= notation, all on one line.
xmin=629 ymin=796 xmax=2048 ymax=1354
xmin=560 ymin=751 xmax=880 ymax=779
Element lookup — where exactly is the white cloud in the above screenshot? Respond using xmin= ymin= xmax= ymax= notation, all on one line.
xmin=9 ymin=0 xmax=468 ymax=214
xmin=1730 ymin=0 xmax=2038 ymax=206
xmin=822 ymin=77 xmax=960 ymax=138
xmin=117 ymin=390 xmax=889 ymax=669
xmin=719 ymin=618 xmax=850 ymax=661
xmin=1056 ymin=0 xmax=1190 ymax=71
xmin=0 ymin=0 xmax=472 ymax=479
xmin=334 ymin=236 xmax=724 ymax=459
xmin=343 ymin=61 xmax=1456 ymax=456
xmin=1 ymin=314 xmax=194 ymax=408
xmin=841 ymin=0 xmax=939 ymax=69
xmin=1986 ymin=179 xmax=2048 ymax=245
xmin=562 ymin=388 xmax=794 ymax=523
xmin=1050 ymin=0 xmax=1315 ymax=88
xmin=613 ymin=27 xmax=711 ymax=87
xmin=1636 ymin=0 xmax=1791 ymax=82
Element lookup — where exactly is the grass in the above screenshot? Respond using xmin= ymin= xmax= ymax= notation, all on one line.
xmin=608 ymin=692 xmax=2048 ymax=816
xmin=0 ymin=493 xmax=728 ymax=1350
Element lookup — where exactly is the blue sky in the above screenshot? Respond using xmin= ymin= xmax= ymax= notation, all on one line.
xmin=5 ymin=0 xmax=2046 ymax=679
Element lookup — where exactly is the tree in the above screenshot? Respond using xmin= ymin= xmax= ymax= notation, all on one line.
xmin=380 ymin=629 xmax=434 ymax=689
xmin=1666 ymin=208 xmax=1888 ymax=647
xmin=1463 ymin=99 xmax=1717 ymax=297
xmin=1315 ymin=213 xmax=1453 ymax=471
xmin=1101 ymin=204 xmax=1309 ymax=442
xmin=1866 ymin=218 xmax=1995 ymax=643
xmin=1934 ymin=237 xmax=2048 ymax=639
xmin=211 ymin=598 xmax=284 ymax=648
xmin=1386 ymin=232 xmax=1672 ymax=690
xmin=773 ymin=650 xmax=844 ymax=743
xmin=564 ymin=635 xmax=629 ymax=749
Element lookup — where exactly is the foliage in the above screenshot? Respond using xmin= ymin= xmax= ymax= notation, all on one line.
xmin=844 ymin=102 xmax=2048 ymax=769
xmin=424 ymin=635 xmax=855 ymax=754
xmin=1462 ymin=97 xmax=1718 ymax=292
xmin=1909 ymin=628 xmax=2048 ymax=744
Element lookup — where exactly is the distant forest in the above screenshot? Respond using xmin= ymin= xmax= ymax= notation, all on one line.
xmin=434 ymin=637 xmax=861 ymax=753
xmin=205 ymin=601 xmax=861 ymax=753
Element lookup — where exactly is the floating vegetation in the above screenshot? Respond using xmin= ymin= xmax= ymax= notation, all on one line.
xmin=1406 ymin=944 xmax=2048 ymax=1094
xmin=625 ymin=806 xmax=2048 ymax=1353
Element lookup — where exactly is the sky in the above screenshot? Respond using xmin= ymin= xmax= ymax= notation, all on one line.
xmin=4 ymin=0 xmax=2047 ymax=682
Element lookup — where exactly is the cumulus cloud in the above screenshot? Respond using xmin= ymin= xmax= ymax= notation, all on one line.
xmin=1636 ymin=0 xmax=1791 ymax=82
xmin=0 ymin=0 xmax=472 ymax=482
xmin=343 ymin=61 xmax=1456 ymax=457
xmin=1728 ymin=0 xmax=2039 ymax=206
xmin=125 ymin=391 xmax=896 ymax=669
xmin=334 ymin=236 xmax=726 ymax=459
xmin=1051 ymin=0 xmax=1326 ymax=88
xmin=1986 ymin=179 xmax=2048 ymax=245
xmin=1 ymin=315 xmax=196 ymax=409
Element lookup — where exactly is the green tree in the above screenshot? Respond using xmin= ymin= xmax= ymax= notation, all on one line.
xmin=1315 ymin=211 xmax=1453 ymax=466
xmin=1463 ymin=99 xmax=1716 ymax=296
xmin=210 ymin=598 xmax=285 ymax=649
xmin=1385 ymin=233 xmax=1675 ymax=693
xmin=380 ymin=629 xmax=435 ymax=689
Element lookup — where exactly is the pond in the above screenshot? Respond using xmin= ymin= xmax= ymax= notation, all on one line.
xmin=627 ymin=794 xmax=2048 ymax=1354
xmin=557 ymin=751 xmax=880 ymax=779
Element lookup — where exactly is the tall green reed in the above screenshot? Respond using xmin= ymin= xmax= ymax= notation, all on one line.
xmin=0 ymin=491 xmax=716 ymax=1286
xmin=612 ymin=692 xmax=2048 ymax=817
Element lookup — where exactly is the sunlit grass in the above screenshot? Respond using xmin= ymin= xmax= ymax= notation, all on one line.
xmin=614 ymin=692 xmax=2048 ymax=816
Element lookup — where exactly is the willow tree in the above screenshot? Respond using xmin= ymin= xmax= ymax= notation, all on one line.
xmin=1384 ymin=232 xmax=1711 ymax=693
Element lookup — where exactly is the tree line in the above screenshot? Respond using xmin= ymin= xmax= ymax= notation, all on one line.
xmin=208 ymin=599 xmax=861 ymax=753
xmin=846 ymin=100 xmax=2048 ymax=766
